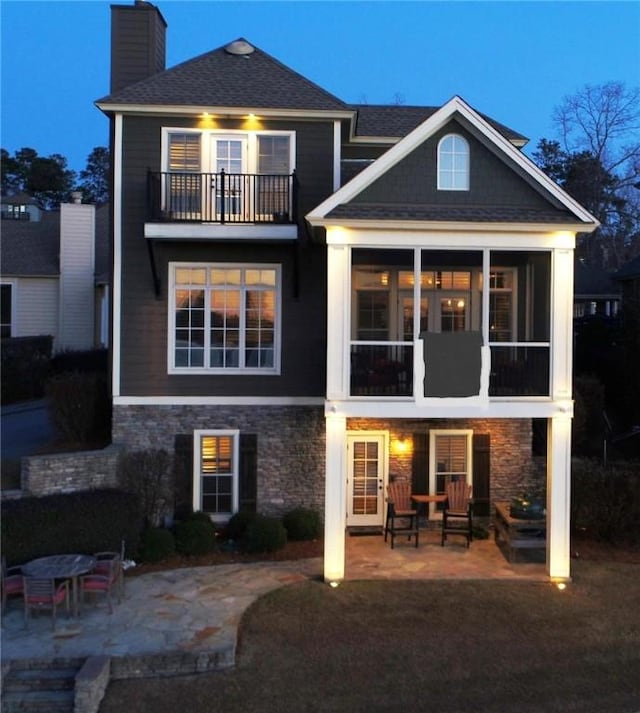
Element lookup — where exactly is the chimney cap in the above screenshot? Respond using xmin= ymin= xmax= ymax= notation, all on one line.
xmin=71 ymin=191 xmax=83 ymax=204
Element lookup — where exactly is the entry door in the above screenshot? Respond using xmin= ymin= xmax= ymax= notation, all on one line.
xmin=346 ymin=434 xmax=386 ymax=527
xmin=211 ymin=137 xmax=246 ymax=221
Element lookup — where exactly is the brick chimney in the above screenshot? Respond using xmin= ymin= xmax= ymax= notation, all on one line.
xmin=110 ymin=1 xmax=167 ymax=93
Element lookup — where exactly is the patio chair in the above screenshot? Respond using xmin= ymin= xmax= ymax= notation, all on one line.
xmin=384 ymin=481 xmax=419 ymax=549
xmin=23 ymin=577 xmax=70 ymax=629
xmin=80 ymin=558 xmax=121 ymax=614
xmin=441 ymin=480 xmax=473 ymax=548
xmin=1 ymin=556 xmax=24 ymax=615
xmin=93 ymin=551 xmax=124 ymax=599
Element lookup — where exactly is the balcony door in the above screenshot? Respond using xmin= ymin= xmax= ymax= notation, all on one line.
xmin=346 ymin=433 xmax=387 ymax=528
xmin=211 ymin=136 xmax=247 ymax=221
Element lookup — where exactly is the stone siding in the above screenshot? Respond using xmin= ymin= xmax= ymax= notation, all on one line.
xmin=347 ymin=417 xmax=545 ymax=515
xmin=21 ymin=445 xmax=123 ymax=497
xmin=113 ymin=405 xmax=326 ymax=517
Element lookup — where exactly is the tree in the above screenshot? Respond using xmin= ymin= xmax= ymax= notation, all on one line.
xmin=76 ymin=147 xmax=110 ymax=205
xmin=0 ymin=147 xmax=76 ymax=209
xmin=536 ymin=82 xmax=640 ymax=269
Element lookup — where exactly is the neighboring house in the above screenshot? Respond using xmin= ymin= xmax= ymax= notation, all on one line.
xmin=614 ymin=254 xmax=640 ymax=310
xmin=573 ymin=258 xmax=621 ymax=321
xmin=0 ymin=193 xmax=110 ymax=350
xmin=97 ymin=1 xmax=598 ymax=583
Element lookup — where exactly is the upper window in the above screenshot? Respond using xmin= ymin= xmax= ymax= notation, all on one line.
xmin=168 ymin=133 xmax=201 ymax=172
xmin=169 ymin=263 xmax=281 ymax=373
xmin=437 ymin=134 xmax=469 ymax=191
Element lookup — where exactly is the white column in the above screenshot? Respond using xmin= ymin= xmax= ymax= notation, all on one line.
xmin=551 ymin=248 xmax=574 ymax=401
xmin=546 ymin=415 xmax=572 ymax=581
xmin=326 ymin=241 xmax=349 ymax=400
xmin=324 ymin=413 xmax=347 ymax=583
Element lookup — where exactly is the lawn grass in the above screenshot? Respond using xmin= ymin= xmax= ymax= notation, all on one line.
xmin=100 ymin=559 xmax=640 ymax=713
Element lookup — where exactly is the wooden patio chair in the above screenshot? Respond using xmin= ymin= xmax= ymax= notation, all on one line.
xmin=384 ymin=481 xmax=419 ymax=549
xmin=1 ymin=556 xmax=24 ymax=615
xmin=23 ymin=577 xmax=70 ymax=629
xmin=441 ymin=480 xmax=473 ymax=548
xmin=93 ymin=551 xmax=124 ymax=599
xmin=80 ymin=557 xmax=121 ymax=614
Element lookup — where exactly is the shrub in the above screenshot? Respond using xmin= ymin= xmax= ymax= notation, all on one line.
xmin=138 ymin=527 xmax=176 ymax=563
xmin=242 ymin=515 xmax=287 ymax=554
xmin=1 ymin=489 xmax=141 ymax=566
xmin=282 ymin=507 xmax=322 ymax=541
xmin=174 ymin=519 xmax=217 ymax=556
xmin=45 ymin=370 xmax=111 ymax=445
xmin=118 ymin=449 xmax=174 ymax=528
xmin=225 ymin=511 xmax=258 ymax=542
xmin=572 ymin=458 xmax=640 ymax=544
xmin=1 ymin=335 xmax=53 ymax=403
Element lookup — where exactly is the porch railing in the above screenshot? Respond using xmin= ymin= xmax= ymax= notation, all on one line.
xmin=348 ymin=342 xmax=550 ymax=398
xmin=147 ymin=170 xmax=297 ymax=224
xmin=488 ymin=344 xmax=550 ymax=396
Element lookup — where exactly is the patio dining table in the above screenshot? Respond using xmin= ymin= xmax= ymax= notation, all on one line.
xmin=22 ymin=554 xmax=96 ymax=617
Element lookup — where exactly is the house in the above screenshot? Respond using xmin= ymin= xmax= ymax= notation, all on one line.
xmin=614 ymin=254 xmax=640 ymax=311
xmin=97 ymin=1 xmax=598 ymax=583
xmin=0 ymin=193 xmax=110 ymax=350
xmin=573 ymin=258 xmax=621 ymax=322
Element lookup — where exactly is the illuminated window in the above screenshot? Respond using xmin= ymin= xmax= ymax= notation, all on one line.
xmin=193 ymin=430 xmax=239 ymax=520
xmin=170 ymin=263 xmax=280 ymax=373
xmin=429 ymin=430 xmax=473 ymax=514
xmin=437 ymin=134 xmax=469 ymax=190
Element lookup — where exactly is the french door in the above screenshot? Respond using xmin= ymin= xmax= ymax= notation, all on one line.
xmin=211 ymin=136 xmax=247 ymax=221
xmin=346 ymin=433 xmax=387 ymax=527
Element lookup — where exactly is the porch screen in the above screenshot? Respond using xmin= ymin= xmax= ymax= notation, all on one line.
xmin=422 ymin=331 xmax=482 ymax=397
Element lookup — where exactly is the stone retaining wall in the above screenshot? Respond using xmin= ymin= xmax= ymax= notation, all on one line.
xmin=21 ymin=445 xmax=123 ymax=497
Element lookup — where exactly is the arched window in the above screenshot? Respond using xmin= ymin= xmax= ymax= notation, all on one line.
xmin=437 ymin=134 xmax=469 ymax=190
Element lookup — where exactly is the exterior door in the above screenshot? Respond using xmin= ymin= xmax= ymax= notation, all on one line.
xmin=211 ymin=136 xmax=247 ymax=221
xmin=346 ymin=433 xmax=387 ymax=527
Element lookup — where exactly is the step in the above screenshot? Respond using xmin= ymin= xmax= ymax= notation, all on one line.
xmin=3 ymin=667 xmax=77 ymax=693
xmin=1 ymin=689 xmax=74 ymax=713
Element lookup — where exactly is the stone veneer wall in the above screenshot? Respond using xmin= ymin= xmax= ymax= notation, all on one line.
xmin=347 ymin=417 xmax=545 ymax=514
xmin=22 ymin=445 xmax=123 ymax=497
xmin=112 ymin=405 xmax=326 ymax=517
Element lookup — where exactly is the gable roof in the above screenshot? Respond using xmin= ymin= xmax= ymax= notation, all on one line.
xmin=574 ymin=260 xmax=621 ymax=297
xmin=308 ymin=96 xmax=599 ymax=230
xmin=96 ymin=38 xmax=351 ymax=116
xmin=349 ymin=104 xmax=528 ymax=146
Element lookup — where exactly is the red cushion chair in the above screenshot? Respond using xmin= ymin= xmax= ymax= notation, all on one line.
xmin=1 ymin=556 xmax=24 ymax=615
xmin=23 ymin=577 xmax=70 ymax=629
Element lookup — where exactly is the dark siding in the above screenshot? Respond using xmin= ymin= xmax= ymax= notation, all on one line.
xmin=351 ymin=118 xmax=562 ymax=213
xmin=118 ymin=116 xmax=331 ymax=398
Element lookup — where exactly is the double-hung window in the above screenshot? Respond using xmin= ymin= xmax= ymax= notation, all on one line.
xmin=170 ymin=263 xmax=281 ymax=373
xmin=429 ymin=430 xmax=473 ymax=515
xmin=193 ymin=430 xmax=239 ymax=521
xmin=437 ymin=134 xmax=469 ymax=190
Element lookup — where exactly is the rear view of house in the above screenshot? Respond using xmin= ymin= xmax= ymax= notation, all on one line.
xmin=98 ymin=1 xmax=598 ymax=583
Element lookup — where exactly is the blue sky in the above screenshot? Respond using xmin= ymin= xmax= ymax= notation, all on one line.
xmin=1 ymin=1 xmax=639 ymax=174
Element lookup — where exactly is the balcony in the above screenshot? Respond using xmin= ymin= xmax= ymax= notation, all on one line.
xmin=147 ymin=170 xmax=298 ymax=225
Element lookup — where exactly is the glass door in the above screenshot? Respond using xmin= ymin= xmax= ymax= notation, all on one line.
xmin=346 ymin=434 xmax=386 ymax=527
xmin=211 ymin=137 xmax=246 ymax=221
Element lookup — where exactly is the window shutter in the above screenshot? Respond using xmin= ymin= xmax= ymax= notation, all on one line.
xmin=173 ymin=434 xmax=194 ymax=519
xmin=239 ymin=433 xmax=258 ymax=512
xmin=411 ymin=432 xmax=429 ymax=494
xmin=472 ymin=433 xmax=490 ymax=516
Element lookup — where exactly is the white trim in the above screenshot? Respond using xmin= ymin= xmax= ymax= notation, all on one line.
xmin=325 ymin=227 xmax=577 ymax=250
xmin=333 ymin=120 xmax=341 ymax=192
xmin=112 ymin=113 xmax=123 ymax=397
xmin=324 ymin=397 xmax=572 ymax=420
xmin=317 ymin=219 xmax=589 ymax=234
xmin=306 ymin=96 xmax=599 ymax=228
xmin=114 ymin=396 xmax=324 ymax=406
xmin=192 ymin=429 xmax=240 ymax=521
xmin=144 ymin=223 xmax=297 ymax=240
xmin=96 ymin=102 xmax=354 ymax=121
xmin=167 ymin=262 xmax=282 ymax=374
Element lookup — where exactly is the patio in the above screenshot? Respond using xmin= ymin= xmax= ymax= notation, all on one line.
xmin=345 ymin=527 xmax=547 ymax=581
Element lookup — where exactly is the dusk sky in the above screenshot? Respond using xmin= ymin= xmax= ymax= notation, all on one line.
xmin=1 ymin=1 xmax=639 ymax=175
